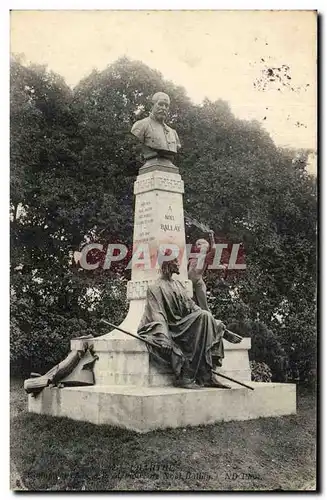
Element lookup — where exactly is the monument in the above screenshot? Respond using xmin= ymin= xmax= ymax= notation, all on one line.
xmin=27 ymin=92 xmax=296 ymax=432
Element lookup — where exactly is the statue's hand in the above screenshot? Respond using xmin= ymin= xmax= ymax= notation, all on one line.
xmin=215 ymin=319 xmax=226 ymax=331
xmin=208 ymin=230 xmax=215 ymax=244
xmin=161 ymin=344 xmax=172 ymax=356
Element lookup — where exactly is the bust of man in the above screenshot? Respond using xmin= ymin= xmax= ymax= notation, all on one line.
xmin=131 ymin=92 xmax=181 ymax=161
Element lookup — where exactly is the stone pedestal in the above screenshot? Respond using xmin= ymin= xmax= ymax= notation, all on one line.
xmin=70 ymin=336 xmax=252 ymax=388
xmin=29 ymin=382 xmax=296 ymax=433
xmin=28 ymin=159 xmax=296 ymax=431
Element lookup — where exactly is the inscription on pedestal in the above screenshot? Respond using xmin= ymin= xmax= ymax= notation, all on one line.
xmin=131 ymin=169 xmax=189 ymax=288
xmin=134 ymin=173 xmax=184 ymax=195
xmin=134 ymin=199 xmax=155 ymax=242
xmin=158 ymin=199 xmax=184 ymax=243
xmin=160 ymin=205 xmax=182 ymax=232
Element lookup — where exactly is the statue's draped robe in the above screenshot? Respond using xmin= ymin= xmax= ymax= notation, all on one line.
xmin=138 ymin=278 xmax=224 ymax=383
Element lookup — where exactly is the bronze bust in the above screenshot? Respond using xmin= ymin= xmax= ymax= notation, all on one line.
xmin=131 ymin=92 xmax=181 ymax=161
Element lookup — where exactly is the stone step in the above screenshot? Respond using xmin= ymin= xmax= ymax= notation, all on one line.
xmin=28 ymin=382 xmax=296 ymax=433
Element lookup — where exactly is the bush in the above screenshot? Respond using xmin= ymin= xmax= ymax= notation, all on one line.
xmin=250 ymin=361 xmax=272 ymax=382
xmin=10 ymin=303 xmax=91 ymax=377
xmin=279 ymin=308 xmax=316 ymax=384
xmin=227 ymin=319 xmax=288 ymax=382
xmin=10 ymin=276 xmax=128 ymax=376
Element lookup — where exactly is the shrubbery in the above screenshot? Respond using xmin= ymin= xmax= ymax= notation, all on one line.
xmin=250 ymin=361 xmax=272 ymax=382
xmin=10 ymin=276 xmax=128 ymax=376
xmin=226 ymin=319 xmax=288 ymax=382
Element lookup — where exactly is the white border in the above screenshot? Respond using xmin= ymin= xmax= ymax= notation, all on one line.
xmin=2 ymin=2 xmax=322 ymax=498
xmin=4 ymin=0 xmax=325 ymax=10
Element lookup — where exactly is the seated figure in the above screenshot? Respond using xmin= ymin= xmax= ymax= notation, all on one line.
xmin=138 ymin=258 xmax=230 ymax=389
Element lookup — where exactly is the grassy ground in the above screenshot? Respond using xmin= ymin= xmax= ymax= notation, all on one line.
xmin=10 ymin=378 xmax=317 ymax=491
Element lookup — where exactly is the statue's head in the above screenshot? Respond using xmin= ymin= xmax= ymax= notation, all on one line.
xmin=161 ymin=257 xmax=180 ymax=278
xmin=151 ymin=92 xmax=170 ymax=123
xmin=196 ymin=239 xmax=210 ymax=252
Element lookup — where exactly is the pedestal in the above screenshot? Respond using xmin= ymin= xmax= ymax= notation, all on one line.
xmin=28 ymin=382 xmax=296 ymax=433
xmin=98 ymin=158 xmax=192 ymax=345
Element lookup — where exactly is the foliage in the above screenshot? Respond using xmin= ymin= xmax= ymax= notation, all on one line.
xmin=10 ymin=55 xmax=316 ymax=381
xmin=10 ymin=272 xmax=128 ymax=375
xmin=250 ymin=361 xmax=272 ymax=383
xmin=227 ymin=320 xmax=288 ymax=381
xmin=279 ymin=306 xmax=317 ymax=383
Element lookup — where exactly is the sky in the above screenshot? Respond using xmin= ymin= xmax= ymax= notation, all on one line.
xmin=10 ymin=10 xmax=317 ymax=155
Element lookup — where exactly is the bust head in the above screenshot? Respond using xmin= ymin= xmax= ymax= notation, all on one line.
xmin=151 ymin=92 xmax=170 ymax=123
xmin=131 ymin=90 xmax=180 ymax=162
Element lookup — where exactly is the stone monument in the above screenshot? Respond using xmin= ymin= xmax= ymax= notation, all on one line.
xmin=27 ymin=92 xmax=296 ymax=432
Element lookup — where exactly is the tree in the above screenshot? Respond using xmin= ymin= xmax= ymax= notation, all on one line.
xmin=10 ymin=56 xmax=316 ymax=381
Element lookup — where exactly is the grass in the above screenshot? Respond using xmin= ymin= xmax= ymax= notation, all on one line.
xmin=10 ymin=378 xmax=317 ymax=491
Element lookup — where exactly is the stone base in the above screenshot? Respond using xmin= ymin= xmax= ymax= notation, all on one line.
xmin=28 ymin=382 xmax=296 ymax=433
xmin=139 ymin=157 xmax=179 ymax=174
xmin=71 ymin=334 xmax=252 ymax=387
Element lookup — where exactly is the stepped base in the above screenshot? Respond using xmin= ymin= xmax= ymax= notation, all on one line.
xmin=28 ymin=382 xmax=296 ymax=433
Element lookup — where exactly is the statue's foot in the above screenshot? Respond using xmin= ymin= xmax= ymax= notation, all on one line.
xmin=174 ymin=378 xmax=201 ymax=389
xmin=204 ymin=378 xmax=231 ymax=389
